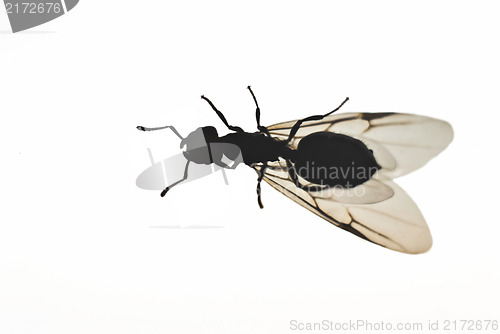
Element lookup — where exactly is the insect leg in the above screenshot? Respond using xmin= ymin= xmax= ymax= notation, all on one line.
xmin=247 ymin=86 xmax=271 ymax=137
xmin=286 ymin=160 xmax=327 ymax=192
xmin=136 ymin=125 xmax=184 ymax=140
xmin=160 ymin=160 xmax=191 ymax=197
xmin=256 ymin=162 xmax=268 ymax=209
xmin=285 ymin=97 xmax=349 ymax=143
xmin=201 ymin=95 xmax=244 ymax=133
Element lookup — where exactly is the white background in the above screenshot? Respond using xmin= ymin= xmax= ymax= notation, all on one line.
xmin=1 ymin=1 xmax=499 ymax=333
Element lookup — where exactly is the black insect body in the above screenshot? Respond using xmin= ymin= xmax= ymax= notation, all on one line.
xmin=137 ymin=87 xmax=453 ymax=254
xmin=294 ymin=132 xmax=381 ymax=188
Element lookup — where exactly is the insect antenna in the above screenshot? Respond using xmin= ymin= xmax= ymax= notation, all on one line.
xmin=160 ymin=160 xmax=191 ymax=197
xmin=136 ymin=125 xmax=184 ymax=140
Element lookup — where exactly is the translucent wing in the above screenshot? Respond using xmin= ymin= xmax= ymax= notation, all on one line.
xmin=267 ymin=112 xmax=453 ymax=179
xmin=255 ymin=160 xmax=432 ymax=254
xmin=257 ymin=112 xmax=452 ymax=253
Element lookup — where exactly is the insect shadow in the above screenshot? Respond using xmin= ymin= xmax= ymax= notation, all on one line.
xmin=136 ymin=142 xmax=243 ymax=191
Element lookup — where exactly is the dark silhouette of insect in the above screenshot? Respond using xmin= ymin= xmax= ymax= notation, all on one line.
xmin=137 ymin=87 xmax=453 ymax=254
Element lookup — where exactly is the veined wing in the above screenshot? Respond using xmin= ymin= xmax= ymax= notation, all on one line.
xmin=267 ymin=112 xmax=453 ymax=179
xmin=255 ymin=160 xmax=432 ymax=254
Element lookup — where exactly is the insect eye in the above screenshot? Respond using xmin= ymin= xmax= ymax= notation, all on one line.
xmin=202 ymin=126 xmax=219 ymax=141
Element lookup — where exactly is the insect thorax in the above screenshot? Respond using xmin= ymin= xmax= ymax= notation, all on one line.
xmin=217 ymin=132 xmax=292 ymax=165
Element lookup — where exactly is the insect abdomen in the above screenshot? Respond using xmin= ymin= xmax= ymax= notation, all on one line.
xmin=294 ymin=132 xmax=380 ymax=187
